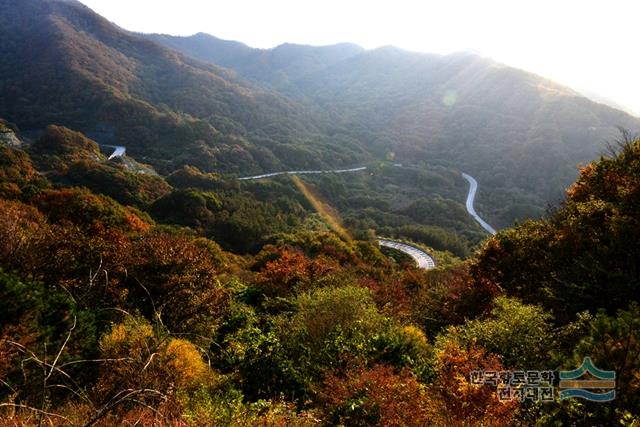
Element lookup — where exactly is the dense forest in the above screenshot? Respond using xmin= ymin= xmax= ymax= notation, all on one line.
xmin=1 ymin=0 xmax=639 ymax=425
xmin=0 ymin=118 xmax=639 ymax=426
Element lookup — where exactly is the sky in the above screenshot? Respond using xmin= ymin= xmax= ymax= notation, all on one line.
xmin=78 ymin=0 xmax=640 ymax=116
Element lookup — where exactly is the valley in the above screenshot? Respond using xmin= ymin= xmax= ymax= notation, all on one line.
xmin=0 ymin=1 xmax=639 ymax=425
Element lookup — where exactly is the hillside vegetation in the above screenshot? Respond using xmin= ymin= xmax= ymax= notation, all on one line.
xmin=0 ymin=116 xmax=638 ymax=425
xmin=0 ymin=1 xmax=639 ymax=424
xmin=0 ymin=0 xmax=638 ymax=232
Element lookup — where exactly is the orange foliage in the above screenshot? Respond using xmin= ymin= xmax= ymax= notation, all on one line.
xmin=255 ymin=247 xmax=337 ymax=297
xmin=18 ymin=221 xmax=130 ymax=304
xmin=428 ymin=337 xmax=518 ymax=426
xmin=124 ymin=234 xmax=229 ymax=334
xmin=409 ymin=264 xmax=499 ymax=334
xmin=0 ymin=198 xmax=47 ymax=268
xmin=321 ymin=364 xmax=431 ymax=426
xmin=33 ymin=187 xmax=152 ymax=233
xmin=565 ymin=163 xmax=595 ymax=200
xmin=0 ymin=146 xmax=41 ymax=193
xmin=125 ymin=212 xmax=151 ymax=233
xmin=359 ymin=276 xmax=411 ymax=319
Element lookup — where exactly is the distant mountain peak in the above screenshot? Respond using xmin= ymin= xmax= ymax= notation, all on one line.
xmin=145 ymin=33 xmax=365 ymax=87
xmin=273 ymin=41 xmax=364 ymax=51
xmin=47 ymin=0 xmax=82 ymax=4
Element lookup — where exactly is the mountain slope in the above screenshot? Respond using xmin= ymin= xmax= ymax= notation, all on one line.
xmin=293 ymin=48 xmax=640 ymax=187
xmin=150 ymin=34 xmax=640 ymax=225
xmin=0 ymin=0 xmax=368 ymax=174
xmin=3 ymin=2 xmax=640 ymax=229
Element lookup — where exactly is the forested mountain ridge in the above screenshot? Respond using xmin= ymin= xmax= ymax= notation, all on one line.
xmin=1 ymin=1 xmax=639 ymax=424
xmin=146 ymin=32 xmax=365 ymax=88
xmin=2 ymin=0 xmax=639 ymax=230
xmin=0 ymin=0 xmax=370 ymax=175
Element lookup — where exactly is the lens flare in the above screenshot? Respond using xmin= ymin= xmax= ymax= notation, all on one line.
xmin=442 ymin=90 xmax=458 ymax=107
xmin=290 ymin=175 xmax=351 ymax=241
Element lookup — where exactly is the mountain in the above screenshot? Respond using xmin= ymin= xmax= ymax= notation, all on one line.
xmin=0 ymin=0 xmax=367 ymax=174
xmin=2 ymin=3 xmax=640 ymax=424
xmin=2 ymin=112 xmax=639 ymax=425
xmin=2 ymin=0 xmax=640 ymax=228
xmin=149 ymin=35 xmax=640 ymax=225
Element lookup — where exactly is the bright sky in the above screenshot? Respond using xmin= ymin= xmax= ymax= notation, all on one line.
xmin=79 ymin=0 xmax=639 ymax=116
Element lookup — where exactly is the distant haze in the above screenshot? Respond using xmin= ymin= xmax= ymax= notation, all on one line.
xmin=79 ymin=0 xmax=639 ymax=116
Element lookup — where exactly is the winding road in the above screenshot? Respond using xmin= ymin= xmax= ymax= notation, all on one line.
xmin=378 ymin=239 xmax=436 ymax=270
xmin=236 ymin=167 xmax=496 ymax=261
xmin=86 ymin=150 xmax=494 ymax=266
xmin=238 ymin=166 xmax=368 ymax=181
xmin=95 ymin=147 xmax=494 ymax=242
xmin=461 ymin=173 xmax=496 ymax=235
xmin=237 ymin=166 xmax=437 ymax=269
xmin=238 ymin=168 xmax=496 ymax=236
xmin=377 ymin=173 xmax=496 ymax=268
xmin=95 ymin=152 xmax=490 ymax=267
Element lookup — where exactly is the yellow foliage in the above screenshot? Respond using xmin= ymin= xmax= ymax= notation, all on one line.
xmin=402 ymin=325 xmax=429 ymax=350
xmin=164 ymin=339 xmax=211 ymax=389
xmin=97 ymin=318 xmax=216 ymax=400
xmin=99 ymin=318 xmax=153 ymax=356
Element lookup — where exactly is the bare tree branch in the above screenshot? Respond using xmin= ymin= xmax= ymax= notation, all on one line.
xmin=0 ymin=403 xmax=74 ymax=425
xmin=141 ymin=353 xmax=159 ymax=372
xmin=83 ymin=388 xmax=167 ymax=427
xmin=46 ymin=315 xmax=77 ymax=381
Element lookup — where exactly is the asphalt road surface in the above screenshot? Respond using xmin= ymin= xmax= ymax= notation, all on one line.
xmin=461 ymin=173 xmax=496 ymax=235
xmin=238 ymin=166 xmax=367 ymax=181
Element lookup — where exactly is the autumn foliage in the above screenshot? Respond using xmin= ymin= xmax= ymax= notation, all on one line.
xmin=321 ymin=365 xmax=431 ymax=426
xmin=1 ymin=129 xmax=639 ymax=425
xmin=254 ymin=246 xmax=338 ymax=297
xmin=472 ymin=136 xmax=640 ymax=318
xmin=428 ymin=337 xmax=518 ymax=426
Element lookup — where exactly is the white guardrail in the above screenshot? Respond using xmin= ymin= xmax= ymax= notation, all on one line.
xmin=238 ymin=166 xmax=367 ymax=181
xmin=377 ymin=238 xmax=436 ymax=270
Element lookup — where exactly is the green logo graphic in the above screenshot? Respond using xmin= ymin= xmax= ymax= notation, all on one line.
xmin=559 ymin=357 xmax=615 ymax=401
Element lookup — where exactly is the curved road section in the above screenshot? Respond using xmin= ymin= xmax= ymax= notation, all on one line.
xmin=238 ymin=166 xmax=367 ymax=181
xmin=378 ymin=239 xmax=436 ymax=270
xmin=461 ymin=173 xmax=496 ymax=235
